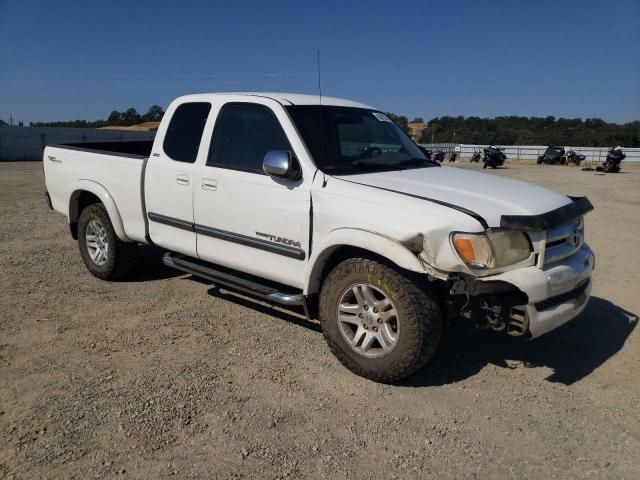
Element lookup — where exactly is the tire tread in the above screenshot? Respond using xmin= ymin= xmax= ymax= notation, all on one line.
xmin=319 ymin=258 xmax=442 ymax=382
xmin=78 ymin=203 xmax=139 ymax=280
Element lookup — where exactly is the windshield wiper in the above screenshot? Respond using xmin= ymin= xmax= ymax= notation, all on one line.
xmin=397 ymin=157 xmax=440 ymax=167
xmin=350 ymin=161 xmax=407 ymax=171
xmin=323 ymin=160 xmax=414 ymax=175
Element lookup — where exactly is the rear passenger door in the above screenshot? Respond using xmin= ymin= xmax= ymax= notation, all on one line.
xmin=145 ymin=101 xmax=211 ymax=256
xmin=193 ymin=101 xmax=311 ymax=288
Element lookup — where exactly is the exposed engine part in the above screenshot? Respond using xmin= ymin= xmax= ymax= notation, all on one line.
xmin=480 ymin=300 xmax=509 ymax=331
xmin=448 ymin=275 xmax=530 ymax=336
xmin=460 ymin=298 xmax=529 ymax=336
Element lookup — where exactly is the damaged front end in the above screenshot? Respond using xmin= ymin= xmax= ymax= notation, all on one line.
xmin=410 ymin=197 xmax=595 ymax=338
xmin=439 ymin=240 xmax=594 ymax=339
xmin=448 ymin=276 xmax=531 ymax=336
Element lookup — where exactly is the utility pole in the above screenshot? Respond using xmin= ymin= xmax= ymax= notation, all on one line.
xmin=9 ymin=113 xmax=14 ymax=126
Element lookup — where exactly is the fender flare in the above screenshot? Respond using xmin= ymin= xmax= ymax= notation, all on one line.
xmin=304 ymin=228 xmax=427 ymax=295
xmin=68 ymin=180 xmax=131 ymax=242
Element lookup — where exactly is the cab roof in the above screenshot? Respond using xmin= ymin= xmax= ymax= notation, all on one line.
xmin=174 ymin=92 xmax=374 ymax=109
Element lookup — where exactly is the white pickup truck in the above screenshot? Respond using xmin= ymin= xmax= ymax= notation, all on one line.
xmin=44 ymin=93 xmax=595 ymax=382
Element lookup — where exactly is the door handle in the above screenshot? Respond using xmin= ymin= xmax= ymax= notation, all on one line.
xmin=201 ymin=178 xmax=217 ymax=191
xmin=176 ymin=174 xmax=190 ymax=186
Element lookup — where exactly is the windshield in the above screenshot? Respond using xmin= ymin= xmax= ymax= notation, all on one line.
xmin=546 ymin=146 xmax=563 ymax=155
xmin=286 ymin=106 xmax=432 ymax=174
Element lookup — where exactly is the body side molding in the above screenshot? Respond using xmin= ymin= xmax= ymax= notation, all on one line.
xmin=147 ymin=212 xmax=306 ymax=260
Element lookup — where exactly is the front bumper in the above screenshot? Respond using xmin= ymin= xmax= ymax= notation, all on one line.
xmin=476 ymin=243 xmax=595 ymax=338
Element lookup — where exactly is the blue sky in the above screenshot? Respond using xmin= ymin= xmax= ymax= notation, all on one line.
xmin=1 ymin=0 xmax=638 ymax=124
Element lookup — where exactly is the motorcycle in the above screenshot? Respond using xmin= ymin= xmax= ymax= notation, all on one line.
xmin=537 ymin=146 xmax=566 ymax=165
xmin=482 ymin=146 xmax=507 ymax=169
xmin=432 ymin=149 xmax=446 ymax=163
xmin=599 ymin=147 xmax=626 ymax=173
xmin=470 ymin=150 xmax=482 ymax=163
xmin=565 ymin=149 xmax=585 ymax=166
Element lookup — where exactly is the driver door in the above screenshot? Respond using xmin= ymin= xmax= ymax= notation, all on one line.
xmin=192 ymin=101 xmax=311 ymax=288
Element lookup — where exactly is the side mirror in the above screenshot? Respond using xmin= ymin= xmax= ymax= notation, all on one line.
xmin=263 ymin=150 xmax=301 ymax=180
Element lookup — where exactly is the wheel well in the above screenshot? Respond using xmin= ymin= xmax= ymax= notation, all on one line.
xmin=69 ymin=191 xmax=101 ymax=239
xmin=305 ymin=245 xmax=446 ymax=319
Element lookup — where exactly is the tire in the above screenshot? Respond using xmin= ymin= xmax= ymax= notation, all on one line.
xmin=318 ymin=258 xmax=442 ymax=382
xmin=482 ymin=163 xmax=488 ymax=169
xmin=78 ymin=203 xmax=140 ymax=280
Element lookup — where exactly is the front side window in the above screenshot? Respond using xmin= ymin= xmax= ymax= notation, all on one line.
xmin=286 ymin=106 xmax=432 ymax=174
xmin=163 ymin=102 xmax=211 ymax=163
xmin=208 ymin=103 xmax=290 ymax=173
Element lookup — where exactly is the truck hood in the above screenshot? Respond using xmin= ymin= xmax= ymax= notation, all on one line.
xmin=334 ymin=166 xmax=573 ymax=229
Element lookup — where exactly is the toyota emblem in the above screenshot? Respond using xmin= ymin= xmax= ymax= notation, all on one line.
xmin=569 ymin=223 xmax=582 ymax=247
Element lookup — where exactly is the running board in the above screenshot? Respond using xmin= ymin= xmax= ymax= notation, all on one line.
xmin=162 ymin=253 xmax=306 ymax=307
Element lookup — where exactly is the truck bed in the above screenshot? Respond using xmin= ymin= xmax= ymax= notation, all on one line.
xmin=60 ymin=140 xmax=154 ymax=158
xmin=43 ymin=142 xmax=150 ymax=243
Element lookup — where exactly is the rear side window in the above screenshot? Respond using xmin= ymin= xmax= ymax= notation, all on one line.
xmin=207 ymin=103 xmax=290 ymax=173
xmin=163 ymin=102 xmax=211 ymax=163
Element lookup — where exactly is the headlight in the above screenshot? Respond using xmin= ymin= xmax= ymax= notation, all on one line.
xmin=452 ymin=231 xmax=531 ymax=269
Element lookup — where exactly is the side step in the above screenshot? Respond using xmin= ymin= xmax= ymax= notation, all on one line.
xmin=162 ymin=253 xmax=306 ymax=308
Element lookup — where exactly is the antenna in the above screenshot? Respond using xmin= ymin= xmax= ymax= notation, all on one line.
xmin=317 ymin=50 xmax=327 ymax=187
xmin=317 ymin=50 xmax=322 ymax=104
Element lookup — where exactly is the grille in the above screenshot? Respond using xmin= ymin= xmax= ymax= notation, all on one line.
xmin=534 ymin=280 xmax=590 ymax=311
xmin=543 ymin=217 xmax=583 ymax=265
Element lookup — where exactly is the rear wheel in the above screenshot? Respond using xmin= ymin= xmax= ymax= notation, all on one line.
xmin=319 ymin=258 xmax=442 ymax=382
xmin=78 ymin=203 xmax=140 ymax=280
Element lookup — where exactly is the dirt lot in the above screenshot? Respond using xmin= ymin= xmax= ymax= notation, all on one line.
xmin=1 ymin=161 xmax=639 ymax=479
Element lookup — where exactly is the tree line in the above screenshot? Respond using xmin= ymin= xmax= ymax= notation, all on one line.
xmin=28 ymin=105 xmax=165 ymax=128
xmin=11 ymin=107 xmax=640 ymax=147
xmin=412 ymin=115 xmax=639 ymax=147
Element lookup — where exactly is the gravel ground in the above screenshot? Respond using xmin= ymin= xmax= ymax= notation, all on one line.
xmin=1 ymin=160 xmax=639 ymax=479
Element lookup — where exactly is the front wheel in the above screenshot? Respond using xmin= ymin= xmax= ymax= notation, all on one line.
xmin=78 ymin=203 xmax=140 ymax=280
xmin=319 ymin=258 xmax=442 ymax=382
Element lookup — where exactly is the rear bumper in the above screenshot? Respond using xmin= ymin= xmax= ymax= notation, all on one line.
xmin=476 ymin=243 xmax=595 ymax=338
